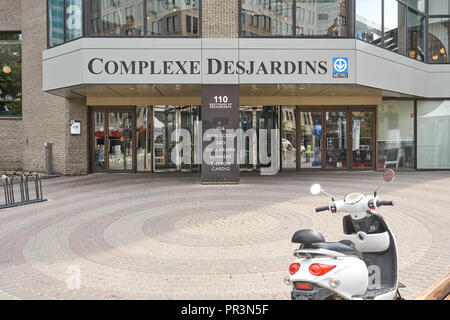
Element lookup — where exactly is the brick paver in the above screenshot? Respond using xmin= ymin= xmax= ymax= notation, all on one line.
xmin=0 ymin=171 xmax=449 ymax=300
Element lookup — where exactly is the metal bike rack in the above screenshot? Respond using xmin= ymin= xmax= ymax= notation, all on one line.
xmin=0 ymin=173 xmax=47 ymax=209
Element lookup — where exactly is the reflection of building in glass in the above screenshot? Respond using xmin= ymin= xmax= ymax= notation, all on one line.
xmin=241 ymin=0 xmax=294 ymax=36
xmin=48 ymin=0 xmax=65 ymax=46
xmin=90 ymin=0 xmax=145 ymax=35
xmin=147 ymin=0 xmax=200 ymax=35
xmin=89 ymin=0 xmax=199 ymax=36
xmin=241 ymin=0 xmax=348 ymax=37
xmin=296 ymin=0 xmax=347 ymax=36
xmin=428 ymin=18 xmax=449 ymax=63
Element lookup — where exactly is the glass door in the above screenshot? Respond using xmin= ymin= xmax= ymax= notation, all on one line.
xmin=299 ymin=110 xmax=323 ymax=169
xmin=351 ymin=111 xmax=375 ymax=169
xmin=239 ymin=106 xmax=278 ymax=171
xmin=93 ymin=111 xmax=106 ymax=171
xmin=91 ymin=108 xmax=136 ymax=173
xmin=153 ymin=106 xmax=177 ymax=172
xmin=153 ymin=106 xmax=200 ymax=172
xmin=107 ymin=111 xmax=134 ymax=172
xmin=295 ymin=107 xmax=376 ymax=171
xmin=325 ymin=111 xmax=348 ymax=169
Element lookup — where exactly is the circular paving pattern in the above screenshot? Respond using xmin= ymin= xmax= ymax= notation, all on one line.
xmin=0 ymin=172 xmax=448 ymax=300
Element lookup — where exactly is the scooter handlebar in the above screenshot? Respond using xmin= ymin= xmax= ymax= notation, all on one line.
xmin=315 ymin=206 xmax=330 ymax=212
xmin=377 ymin=200 xmax=394 ymax=206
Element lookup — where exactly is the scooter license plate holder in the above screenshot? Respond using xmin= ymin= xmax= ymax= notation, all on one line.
xmin=295 ymin=282 xmax=312 ymax=291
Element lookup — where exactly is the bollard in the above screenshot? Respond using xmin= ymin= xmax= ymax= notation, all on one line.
xmin=45 ymin=143 xmax=53 ymax=176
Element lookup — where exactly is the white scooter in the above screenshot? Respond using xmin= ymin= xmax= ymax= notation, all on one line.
xmin=285 ymin=169 xmax=404 ymax=300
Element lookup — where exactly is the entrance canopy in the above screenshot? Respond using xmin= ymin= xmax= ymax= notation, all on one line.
xmin=47 ymin=83 xmax=400 ymax=107
xmin=42 ymin=38 xmax=450 ymax=98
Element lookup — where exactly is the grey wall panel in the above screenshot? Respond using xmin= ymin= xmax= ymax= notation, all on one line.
xmin=42 ymin=38 xmax=450 ymax=98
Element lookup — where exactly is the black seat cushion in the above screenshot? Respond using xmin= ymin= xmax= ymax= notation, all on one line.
xmin=292 ymin=229 xmax=326 ymax=244
xmin=311 ymin=242 xmax=363 ymax=259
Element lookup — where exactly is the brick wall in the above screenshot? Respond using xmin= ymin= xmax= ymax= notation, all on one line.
xmin=64 ymin=99 xmax=89 ymax=175
xmin=0 ymin=0 xmax=23 ymax=171
xmin=0 ymin=119 xmax=23 ymax=171
xmin=21 ymin=0 xmax=69 ymax=174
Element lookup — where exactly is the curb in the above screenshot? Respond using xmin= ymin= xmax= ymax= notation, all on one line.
xmin=414 ymin=271 xmax=450 ymax=300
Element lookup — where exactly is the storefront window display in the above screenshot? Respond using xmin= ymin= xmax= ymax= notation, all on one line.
xmin=417 ymin=100 xmax=450 ymax=169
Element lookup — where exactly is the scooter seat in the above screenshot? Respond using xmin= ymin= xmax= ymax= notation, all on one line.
xmin=292 ymin=229 xmax=326 ymax=244
xmin=311 ymin=242 xmax=363 ymax=259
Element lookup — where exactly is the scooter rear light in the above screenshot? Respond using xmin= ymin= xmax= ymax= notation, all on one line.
xmin=309 ymin=263 xmax=336 ymax=276
xmin=289 ymin=263 xmax=301 ymax=275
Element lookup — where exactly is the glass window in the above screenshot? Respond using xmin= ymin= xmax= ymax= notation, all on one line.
xmin=48 ymin=0 xmax=65 ymax=46
xmin=408 ymin=0 xmax=426 ymax=12
xmin=429 ymin=18 xmax=450 ymax=63
xmin=377 ymin=100 xmax=415 ymax=170
xmin=136 ymin=106 xmax=152 ymax=172
xmin=355 ymin=0 xmax=382 ymax=45
xmin=407 ymin=9 xmax=425 ymax=61
xmin=146 ymin=0 xmax=200 ymax=36
xmin=296 ymin=0 xmax=348 ymax=37
xmin=90 ymin=0 xmax=144 ymax=36
xmin=0 ymin=33 xmax=22 ymax=117
xmin=384 ymin=0 xmax=407 ymax=55
xmin=429 ymin=0 xmax=450 ymax=15
xmin=65 ymin=0 xmax=83 ymax=41
xmin=281 ymin=106 xmax=297 ymax=169
xmin=241 ymin=0 xmax=293 ymax=36
xmin=417 ymin=100 xmax=450 ymax=169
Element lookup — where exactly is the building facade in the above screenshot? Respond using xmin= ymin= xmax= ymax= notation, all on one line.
xmin=1 ymin=0 xmax=450 ymax=180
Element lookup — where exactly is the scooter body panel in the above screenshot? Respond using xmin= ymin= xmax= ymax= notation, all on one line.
xmin=289 ymin=256 xmax=368 ymax=300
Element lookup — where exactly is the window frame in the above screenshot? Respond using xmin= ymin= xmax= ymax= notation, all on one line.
xmin=427 ymin=0 xmax=450 ymax=64
xmin=239 ymin=0 xmax=353 ymax=39
xmin=0 ymin=31 xmax=23 ymax=118
xmin=47 ymin=0 xmax=202 ymax=48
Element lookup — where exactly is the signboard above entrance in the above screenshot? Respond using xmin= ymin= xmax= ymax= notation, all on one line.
xmin=84 ymin=50 xmax=355 ymax=84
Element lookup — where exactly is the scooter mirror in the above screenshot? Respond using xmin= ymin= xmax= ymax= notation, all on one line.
xmin=310 ymin=184 xmax=322 ymax=195
xmin=383 ymin=169 xmax=395 ymax=183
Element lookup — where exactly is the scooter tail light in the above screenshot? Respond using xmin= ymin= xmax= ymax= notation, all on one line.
xmin=309 ymin=263 xmax=336 ymax=276
xmin=289 ymin=263 xmax=301 ymax=275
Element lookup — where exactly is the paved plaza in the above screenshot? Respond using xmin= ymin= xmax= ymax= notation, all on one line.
xmin=0 ymin=171 xmax=449 ymax=300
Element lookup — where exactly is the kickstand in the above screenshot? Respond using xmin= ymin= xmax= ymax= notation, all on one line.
xmin=396 ymin=289 xmax=405 ymax=300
